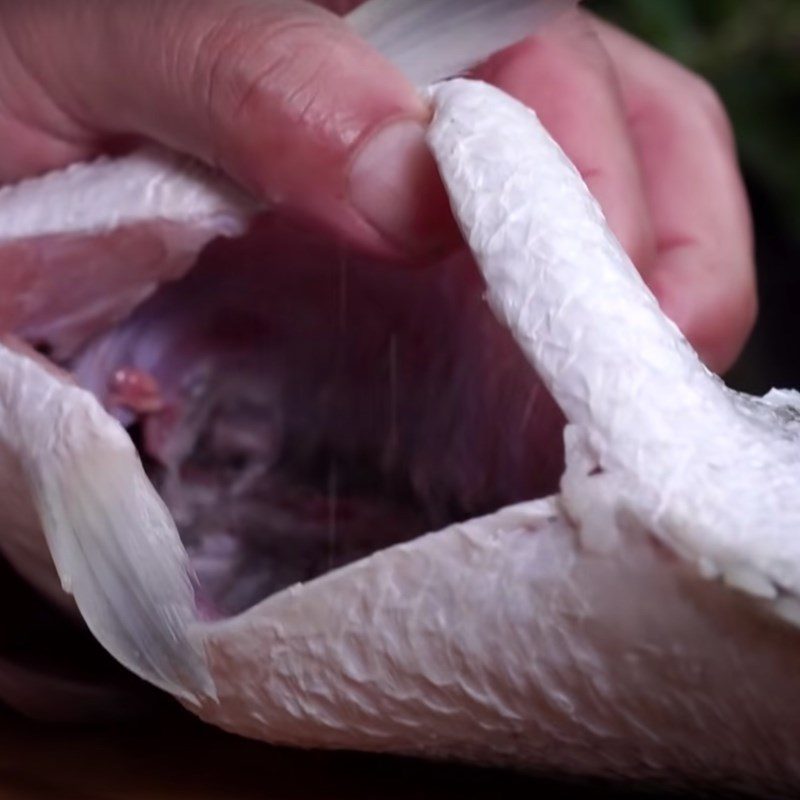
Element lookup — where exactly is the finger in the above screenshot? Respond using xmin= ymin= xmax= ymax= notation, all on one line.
xmin=475 ymin=9 xmax=657 ymax=271
xmin=0 ymin=116 xmax=94 ymax=183
xmin=593 ymin=18 xmax=756 ymax=373
xmin=0 ymin=0 xmax=453 ymax=258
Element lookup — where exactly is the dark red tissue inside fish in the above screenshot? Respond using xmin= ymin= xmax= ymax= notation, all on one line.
xmin=60 ymin=217 xmax=564 ymax=617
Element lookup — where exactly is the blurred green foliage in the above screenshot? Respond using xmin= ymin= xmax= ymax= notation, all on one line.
xmin=594 ymin=0 xmax=800 ymax=242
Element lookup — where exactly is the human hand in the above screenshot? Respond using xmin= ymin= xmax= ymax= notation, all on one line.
xmin=475 ymin=9 xmax=756 ymax=373
xmin=0 ymin=0 xmax=451 ymax=260
xmin=0 ymin=1 xmax=755 ymax=373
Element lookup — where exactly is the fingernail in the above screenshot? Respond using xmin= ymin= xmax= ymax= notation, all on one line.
xmin=348 ymin=118 xmax=457 ymax=255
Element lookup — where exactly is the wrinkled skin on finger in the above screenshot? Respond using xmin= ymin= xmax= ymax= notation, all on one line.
xmin=317 ymin=1 xmax=756 ymax=372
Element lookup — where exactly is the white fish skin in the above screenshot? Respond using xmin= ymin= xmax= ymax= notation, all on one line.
xmin=194 ymin=500 xmax=800 ymax=793
xmin=427 ymin=78 xmax=800 ymax=617
xmin=0 ymin=147 xmax=252 ymax=244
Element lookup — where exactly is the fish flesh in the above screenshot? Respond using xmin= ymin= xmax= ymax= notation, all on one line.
xmin=0 ymin=0 xmax=799 ymax=794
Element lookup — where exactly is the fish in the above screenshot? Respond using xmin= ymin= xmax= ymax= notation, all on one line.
xmin=1 ymin=0 xmax=799 ymax=795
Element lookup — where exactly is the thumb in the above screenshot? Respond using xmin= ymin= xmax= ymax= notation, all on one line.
xmin=0 ymin=0 xmax=452 ymax=257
